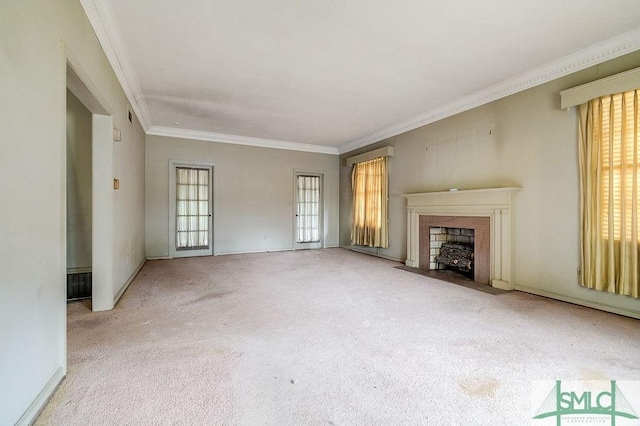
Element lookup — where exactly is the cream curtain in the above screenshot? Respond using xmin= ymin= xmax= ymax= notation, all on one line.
xmin=351 ymin=157 xmax=388 ymax=248
xmin=579 ymin=89 xmax=640 ymax=298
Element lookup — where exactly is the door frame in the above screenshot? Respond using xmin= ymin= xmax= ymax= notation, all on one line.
xmin=65 ymin=56 xmax=115 ymax=312
xmin=169 ymin=160 xmax=215 ymax=258
xmin=293 ymin=170 xmax=324 ymax=250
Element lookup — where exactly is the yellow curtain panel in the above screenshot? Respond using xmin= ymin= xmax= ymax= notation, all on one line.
xmin=351 ymin=157 xmax=388 ymax=248
xmin=579 ymin=89 xmax=640 ymax=298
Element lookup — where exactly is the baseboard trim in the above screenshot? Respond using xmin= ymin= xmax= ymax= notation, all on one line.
xmin=492 ymin=279 xmax=515 ymax=291
xmin=16 ymin=366 xmax=65 ymax=426
xmin=148 ymin=247 xmax=340 ymax=260
xmin=514 ymin=284 xmax=640 ymax=320
xmin=215 ymin=248 xmax=293 ymax=256
xmin=113 ymin=259 xmax=146 ymax=306
xmin=345 ymin=246 xmax=403 ymax=263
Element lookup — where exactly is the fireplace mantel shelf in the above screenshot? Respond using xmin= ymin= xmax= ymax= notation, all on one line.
xmin=403 ymin=187 xmax=521 ymax=290
xmin=404 ymin=187 xmax=521 ymax=196
xmin=403 ymin=187 xmax=521 ymax=208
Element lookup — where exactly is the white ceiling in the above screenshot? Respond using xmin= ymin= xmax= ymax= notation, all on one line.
xmin=83 ymin=0 xmax=640 ymax=154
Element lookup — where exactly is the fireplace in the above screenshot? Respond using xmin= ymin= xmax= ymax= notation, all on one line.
xmin=420 ymin=216 xmax=490 ymax=283
xmin=404 ymin=188 xmax=520 ymax=290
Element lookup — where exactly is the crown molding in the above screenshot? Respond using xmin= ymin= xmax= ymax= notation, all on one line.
xmin=338 ymin=27 xmax=640 ymax=155
xmin=80 ymin=1 xmax=640 ymax=155
xmin=80 ymin=0 xmax=152 ymax=130
xmin=147 ymin=126 xmax=340 ymax=155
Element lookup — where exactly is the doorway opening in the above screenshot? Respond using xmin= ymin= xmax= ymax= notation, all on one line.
xmin=66 ymin=61 xmax=114 ymax=312
xmin=66 ymin=88 xmax=92 ymax=300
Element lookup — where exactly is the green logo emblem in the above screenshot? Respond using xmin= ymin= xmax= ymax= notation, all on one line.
xmin=533 ymin=380 xmax=638 ymax=425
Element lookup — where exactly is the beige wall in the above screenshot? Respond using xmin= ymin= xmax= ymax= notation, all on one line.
xmin=146 ymin=135 xmax=340 ymax=257
xmin=340 ymin=51 xmax=640 ymax=317
xmin=112 ymin=102 xmax=146 ymax=296
xmin=0 ymin=1 xmax=146 ymax=423
xmin=66 ymin=89 xmax=92 ymax=271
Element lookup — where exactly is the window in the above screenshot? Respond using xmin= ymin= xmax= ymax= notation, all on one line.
xmin=579 ymin=89 xmax=640 ymax=298
xmin=599 ymin=92 xmax=640 ymax=241
xmin=351 ymin=156 xmax=388 ymax=248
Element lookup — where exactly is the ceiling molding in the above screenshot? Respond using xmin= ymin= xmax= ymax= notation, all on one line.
xmin=80 ymin=0 xmax=152 ymax=130
xmin=338 ymin=27 xmax=640 ymax=155
xmin=80 ymin=0 xmax=640 ymax=155
xmin=147 ymin=126 xmax=340 ymax=155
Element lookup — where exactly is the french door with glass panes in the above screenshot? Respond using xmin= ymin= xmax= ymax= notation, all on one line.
xmin=295 ymin=173 xmax=323 ymax=249
xmin=170 ymin=163 xmax=213 ymax=257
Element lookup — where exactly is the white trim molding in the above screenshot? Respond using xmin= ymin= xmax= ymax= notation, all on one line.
xmin=113 ymin=259 xmax=146 ymax=306
xmin=79 ymin=0 xmax=152 ymax=130
xmin=515 ymin=285 xmax=640 ymax=320
xmin=216 ymin=248 xmax=293 ymax=256
xmin=339 ymin=28 xmax=640 ymax=154
xmin=148 ymin=126 xmax=339 ymax=155
xmin=79 ymin=0 xmax=640 ymax=156
xmin=347 ymin=246 xmax=404 ymax=263
xmin=404 ymin=187 xmax=521 ymax=290
xmin=15 ymin=367 xmax=65 ymax=426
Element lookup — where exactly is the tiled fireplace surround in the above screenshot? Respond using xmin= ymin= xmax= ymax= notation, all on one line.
xmin=404 ymin=188 xmax=520 ymax=290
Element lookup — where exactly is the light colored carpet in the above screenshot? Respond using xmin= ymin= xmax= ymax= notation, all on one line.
xmin=36 ymin=248 xmax=640 ymax=425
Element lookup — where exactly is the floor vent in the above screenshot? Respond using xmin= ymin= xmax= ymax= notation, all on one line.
xmin=67 ymin=272 xmax=92 ymax=301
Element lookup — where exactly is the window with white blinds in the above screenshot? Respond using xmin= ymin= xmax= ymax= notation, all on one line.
xmin=579 ymin=88 xmax=640 ymax=298
xmin=175 ymin=167 xmax=210 ymax=250
xmin=597 ymin=90 xmax=640 ymax=241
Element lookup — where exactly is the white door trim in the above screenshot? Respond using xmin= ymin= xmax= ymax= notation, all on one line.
xmin=169 ymin=160 xmax=214 ymax=258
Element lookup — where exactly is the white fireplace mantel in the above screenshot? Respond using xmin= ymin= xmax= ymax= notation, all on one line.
xmin=403 ymin=187 xmax=521 ymax=290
